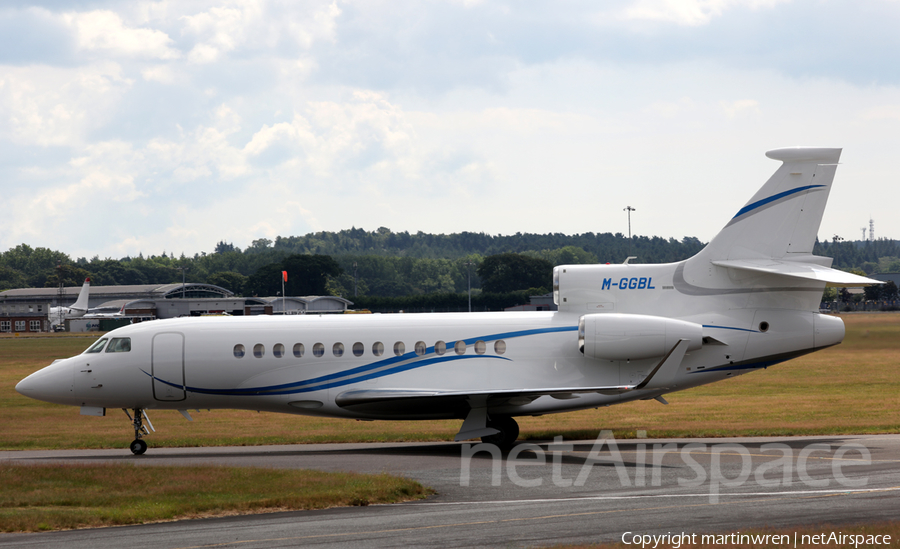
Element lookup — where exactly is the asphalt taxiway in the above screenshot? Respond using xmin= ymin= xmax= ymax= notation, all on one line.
xmin=1 ymin=434 xmax=898 ymax=548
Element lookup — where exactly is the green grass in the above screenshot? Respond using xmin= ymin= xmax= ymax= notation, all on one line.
xmin=0 ymin=462 xmax=430 ymax=532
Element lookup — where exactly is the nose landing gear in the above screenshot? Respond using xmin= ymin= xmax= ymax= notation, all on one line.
xmin=123 ymin=408 xmax=154 ymax=455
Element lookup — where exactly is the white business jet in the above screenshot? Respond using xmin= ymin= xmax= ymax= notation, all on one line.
xmin=17 ymin=148 xmax=880 ymax=455
xmin=48 ymin=278 xmax=91 ymax=329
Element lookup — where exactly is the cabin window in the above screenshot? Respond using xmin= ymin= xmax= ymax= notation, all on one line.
xmin=293 ymin=343 xmax=304 ymax=358
xmin=333 ymin=342 xmax=345 ymax=357
xmin=454 ymin=341 xmax=466 ymax=355
xmin=414 ymin=341 xmax=426 ymax=356
xmin=86 ymin=338 xmax=108 ymax=354
xmin=313 ymin=343 xmax=325 ymax=357
xmin=372 ymin=341 xmax=384 ymax=356
xmin=434 ymin=341 xmax=446 ymax=356
xmin=474 ymin=340 xmax=486 ymax=355
xmin=393 ymin=341 xmax=405 ymax=356
xmin=234 ymin=344 xmax=246 ymax=358
xmin=352 ymin=342 xmax=364 ymax=357
xmin=253 ymin=344 xmax=265 ymax=358
xmin=106 ymin=338 xmax=132 ymax=353
xmin=494 ymin=340 xmax=506 ymax=355
xmin=273 ymin=343 xmax=285 ymax=358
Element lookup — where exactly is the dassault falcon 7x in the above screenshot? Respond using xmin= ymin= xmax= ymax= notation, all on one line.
xmin=17 ymin=148 xmax=881 ymax=454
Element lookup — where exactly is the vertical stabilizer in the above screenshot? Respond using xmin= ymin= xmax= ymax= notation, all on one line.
xmin=696 ymin=147 xmax=841 ymax=262
xmin=71 ymin=278 xmax=91 ymax=312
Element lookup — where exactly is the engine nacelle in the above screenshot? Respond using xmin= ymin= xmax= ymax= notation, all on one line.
xmin=579 ymin=313 xmax=703 ymax=361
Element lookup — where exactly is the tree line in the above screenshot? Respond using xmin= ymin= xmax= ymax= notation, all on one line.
xmin=2 ymin=230 xmax=899 ymax=305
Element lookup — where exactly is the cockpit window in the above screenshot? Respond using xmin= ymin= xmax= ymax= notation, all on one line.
xmin=106 ymin=338 xmax=132 ymax=353
xmin=85 ymin=338 xmax=108 ymax=353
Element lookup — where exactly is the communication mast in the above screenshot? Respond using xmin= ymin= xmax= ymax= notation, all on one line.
xmin=869 ymin=218 xmax=875 ymax=241
xmin=56 ymin=261 xmax=65 ymax=327
xmin=861 ymin=227 xmax=867 ymax=240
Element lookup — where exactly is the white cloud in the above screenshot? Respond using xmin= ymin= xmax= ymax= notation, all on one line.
xmin=863 ymin=105 xmax=900 ymax=122
xmin=620 ymin=0 xmax=788 ymax=26
xmin=719 ymin=99 xmax=760 ymax=118
xmin=64 ymin=10 xmax=181 ymax=59
xmin=0 ymin=63 xmax=132 ymax=147
xmin=180 ymin=0 xmax=341 ymax=63
xmin=645 ymin=97 xmax=697 ymax=118
xmin=140 ymin=64 xmax=176 ymax=83
xmin=2 ymin=1 xmax=900 ymax=259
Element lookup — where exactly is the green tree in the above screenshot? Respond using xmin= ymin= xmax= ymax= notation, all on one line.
xmin=477 ymin=253 xmax=552 ymax=294
xmin=881 ymin=280 xmax=898 ymax=301
xmin=326 ymin=272 xmax=369 ymax=298
xmin=214 ymin=241 xmax=236 ymax=254
xmin=0 ymin=265 xmax=26 ymax=291
xmin=206 ymin=271 xmax=249 ymax=296
xmin=864 ymin=284 xmax=882 ymax=301
xmin=246 ymin=255 xmax=343 ymax=297
xmin=44 ymin=264 xmax=92 ymax=287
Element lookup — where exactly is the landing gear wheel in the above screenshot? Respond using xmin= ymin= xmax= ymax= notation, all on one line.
xmin=124 ymin=407 xmax=151 ymax=455
xmin=130 ymin=439 xmax=148 ymax=455
xmin=481 ymin=416 xmax=519 ymax=451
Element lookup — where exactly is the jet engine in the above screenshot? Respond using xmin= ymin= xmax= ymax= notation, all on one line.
xmin=578 ymin=313 xmax=703 ymax=361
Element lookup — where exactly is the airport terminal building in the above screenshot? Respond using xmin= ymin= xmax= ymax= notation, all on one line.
xmin=0 ymin=282 xmax=352 ymax=333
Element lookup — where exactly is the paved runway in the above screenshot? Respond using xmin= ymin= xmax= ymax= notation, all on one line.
xmin=2 ymin=434 xmax=899 ymax=548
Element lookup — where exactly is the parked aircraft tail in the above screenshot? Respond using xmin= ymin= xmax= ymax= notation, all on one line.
xmin=70 ymin=278 xmax=91 ymax=313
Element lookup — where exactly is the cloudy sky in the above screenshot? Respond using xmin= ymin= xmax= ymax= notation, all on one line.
xmin=2 ymin=0 xmax=899 ymax=260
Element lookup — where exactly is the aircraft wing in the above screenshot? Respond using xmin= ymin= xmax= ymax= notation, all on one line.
xmin=335 ymin=385 xmax=633 ymax=415
xmin=335 ymin=339 xmax=690 ymax=417
xmin=711 ymin=259 xmax=883 ymax=287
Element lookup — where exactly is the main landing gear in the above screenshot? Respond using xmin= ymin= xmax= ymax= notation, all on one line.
xmin=481 ymin=415 xmax=519 ymax=451
xmin=123 ymin=408 xmax=154 ymax=455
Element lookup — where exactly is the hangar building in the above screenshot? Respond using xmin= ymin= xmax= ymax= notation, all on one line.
xmin=0 ymin=282 xmax=352 ymax=333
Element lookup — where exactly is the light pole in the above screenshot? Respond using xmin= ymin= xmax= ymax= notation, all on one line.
xmin=176 ymin=267 xmax=187 ymax=299
xmin=465 ymin=261 xmax=474 ymax=312
xmin=624 ymin=206 xmax=636 ymax=256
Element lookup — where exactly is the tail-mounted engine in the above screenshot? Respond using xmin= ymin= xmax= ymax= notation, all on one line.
xmin=578 ymin=313 xmax=703 ymax=361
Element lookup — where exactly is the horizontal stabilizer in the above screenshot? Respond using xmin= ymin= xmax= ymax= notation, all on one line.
xmin=712 ymin=259 xmax=883 ymax=287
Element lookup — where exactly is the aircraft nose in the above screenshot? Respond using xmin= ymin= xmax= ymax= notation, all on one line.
xmin=16 ymin=360 xmax=75 ymax=405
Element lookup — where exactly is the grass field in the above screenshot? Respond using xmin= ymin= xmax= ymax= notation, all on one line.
xmin=2 ymin=313 xmax=899 ymax=451
xmin=0 ymin=463 xmax=429 ymax=532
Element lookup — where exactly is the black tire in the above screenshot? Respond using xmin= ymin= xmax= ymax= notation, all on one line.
xmin=481 ymin=416 xmax=519 ymax=451
xmin=130 ymin=439 xmax=148 ymax=455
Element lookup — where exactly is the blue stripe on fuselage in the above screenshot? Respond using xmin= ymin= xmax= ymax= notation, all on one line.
xmin=146 ymin=324 xmax=578 ymax=397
